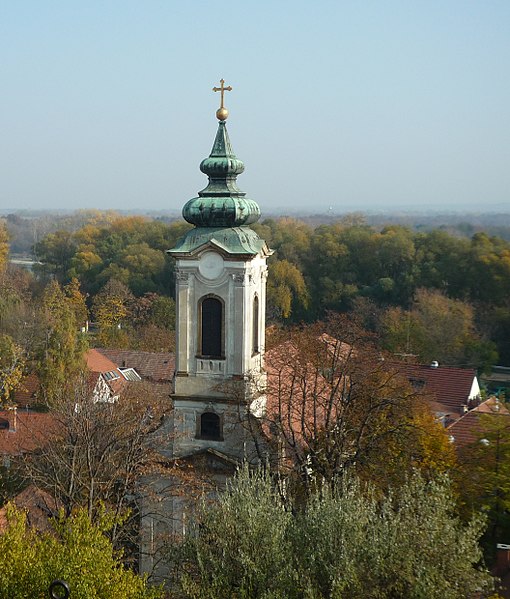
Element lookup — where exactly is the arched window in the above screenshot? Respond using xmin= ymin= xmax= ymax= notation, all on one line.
xmin=199 ymin=412 xmax=222 ymax=440
xmin=252 ymin=295 xmax=259 ymax=355
xmin=200 ymin=296 xmax=223 ymax=358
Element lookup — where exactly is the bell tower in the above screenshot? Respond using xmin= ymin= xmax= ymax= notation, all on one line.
xmin=167 ymin=81 xmax=272 ymax=459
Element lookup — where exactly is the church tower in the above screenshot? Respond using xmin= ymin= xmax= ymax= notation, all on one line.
xmin=167 ymin=80 xmax=272 ymax=459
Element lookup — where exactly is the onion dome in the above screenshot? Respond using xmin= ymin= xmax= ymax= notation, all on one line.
xmin=182 ymin=120 xmax=261 ymax=228
xmin=169 ymin=80 xmax=271 ymax=258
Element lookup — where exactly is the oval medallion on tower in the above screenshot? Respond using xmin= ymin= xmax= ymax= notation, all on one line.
xmin=198 ymin=251 xmax=224 ymax=280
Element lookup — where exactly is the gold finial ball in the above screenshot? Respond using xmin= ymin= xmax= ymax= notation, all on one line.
xmin=216 ymin=107 xmax=229 ymax=121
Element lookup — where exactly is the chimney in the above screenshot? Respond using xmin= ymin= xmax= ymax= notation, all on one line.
xmin=461 ymin=404 xmax=468 ymax=414
xmin=8 ymin=406 xmax=17 ymax=433
xmin=496 ymin=544 xmax=510 ymax=576
xmin=430 ymin=360 xmax=439 ymax=368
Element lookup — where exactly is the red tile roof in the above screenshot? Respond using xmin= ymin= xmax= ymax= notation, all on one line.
xmin=12 ymin=373 xmax=41 ymax=408
xmin=0 ymin=485 xmax=61 ymax=533
xmin=447 ymin=397 xmax=510 ymax=446
xmin=0 ymin=409 xmax=60 ymax=455
xmin=394 ymin=362 xmax=478 ymax=414
xmin=85 ymin=348 xmax=119 ymax=373
xmin=96 ymin=349 xmax=174 ymax=382
xmin=85 ymin=349 xmax=143 ymax=397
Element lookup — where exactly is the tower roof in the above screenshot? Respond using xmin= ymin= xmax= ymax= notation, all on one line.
xmin=181 ymin=120 xmax=261 ymax=228
xmin=169 ymin=80 xmax=268 ymax=257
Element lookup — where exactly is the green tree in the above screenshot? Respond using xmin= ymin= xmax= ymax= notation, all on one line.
xmin=170 ymin=467 xmax=493 ymax=599
xmin=148 ymin=295 xmax=176 ymax=330
xmin=0 ymin=505 xmax=163 ymax=599
xmin=414 ymin=230 xmax=471 ymax=298
xmin=34 ymin=229 xmax=76 ymax=283
xmin=0 ymin=333 xmax=25 ymax=405
xmin=39 ymin=280 xmax=87 ymax=402
xmin=0 ymin=220 xmax=9 ymax=273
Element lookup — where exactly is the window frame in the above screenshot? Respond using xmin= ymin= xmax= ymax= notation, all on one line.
xmin=197 ymin=294 xmax=225 ymax=359
xmin=196 ymin=411 xmax=223 ymax=441
xmin=252 ymin=294 xmax=260 ymax=356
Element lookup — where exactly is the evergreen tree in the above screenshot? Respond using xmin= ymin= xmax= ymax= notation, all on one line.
xmin=170 ymin=467 xmax=493 ymax=599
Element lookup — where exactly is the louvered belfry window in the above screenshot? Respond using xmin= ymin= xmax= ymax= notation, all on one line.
xmin=201 ymin=297 xmax=223 ymax=358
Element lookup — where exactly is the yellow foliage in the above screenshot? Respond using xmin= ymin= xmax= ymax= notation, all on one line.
xmin=267 ymin=259 xmax=309 ymax=319
xmin=412 ymin=406 xmax=457 ymax=474
xmin=0 ymin=334 xmax=25 ymax=404
xmin=0 ymin=220 xmax=9 ymax=273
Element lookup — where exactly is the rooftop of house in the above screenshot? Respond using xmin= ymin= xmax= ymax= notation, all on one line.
xmin=394 ymin=362 xmax=479 ymax=414
xmin=447 ymin=396 xmax=510 ymax=446
xmin=11 ymin=372 xmax=41 ymax=409
xmin=85 ymin=348 xmax=119 ymax=374
xmin=0 ymin=485 xmax=61 ymax=533
xmin=0 ymin=409 xmax=60 ymax=455
xmin=96 ymin=348 xmax=174 ymax=383
xmin=85 ymin=349 xmax=141 ymax=395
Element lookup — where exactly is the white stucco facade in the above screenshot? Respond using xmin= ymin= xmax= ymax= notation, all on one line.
xmin=172 ymin=245 xmax=269 ymax=457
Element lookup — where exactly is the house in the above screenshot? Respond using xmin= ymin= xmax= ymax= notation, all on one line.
xmin=395 ymin=361 xmax=510 ymax=453
xmin=0 ymin=485 xmax=61 ymax=533
xmin=1 ymin=349 xmax=143 ymax=484
xmin=11 ymin=373 xmax=42 ymax=410
xmin=394 ymin=361 xmax=481 ymax=424
xmin=95 ymin=349 xmax=174 ymax=384
xmin=0 ymin=407 xmax=60 ymax=475
xmin=447 ymin=396 xmax=510 ymax=447
xmin=85 ymin=348 xmax=142 ymax=402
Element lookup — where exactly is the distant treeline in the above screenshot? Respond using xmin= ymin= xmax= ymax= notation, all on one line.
xmin=6 ymin=209 xmax=510 ymax=255
xmin=5 ymin=210 xmax=510 ymax=366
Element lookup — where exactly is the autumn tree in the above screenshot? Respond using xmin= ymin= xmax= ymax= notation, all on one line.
xmin=35 ymin=215 xmax=185 ymax=296
xmin=0 ymin=505 xmax=163 ymax=599
xmin=457 ymin=414 xmax=510 ymax=557
xmin=266 ymin=259 xmax=309 ymax=320
xmin=64 ymin=276 xmax=89 ymax=329
xmin=408 ymin=405 xmax=457 ymax=476
xmin=22 ymin=376 xmax=168 ymax=549
xmin=0 ymin=219 xmax=9 ymax=274
xmin=38 ymin=280 xmax=87 ymax=403
xmin=258 ymin=315 xmax=429 ymax=492
xmin=92 ymin=279 xmax=134 ymax=347
xmin=381 ymin=288 xmax=498 ymax=369
xmin=0 ymin=333 xmax=25 ymax=405
xmin=254 ymin=217 xmax=312 ymax=264
xmin=129 ymin=293 xmax=176 ymax=351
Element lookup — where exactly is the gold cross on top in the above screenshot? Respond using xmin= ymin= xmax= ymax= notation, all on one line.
xmin=213 ymin=79 xmax=232 ymax=109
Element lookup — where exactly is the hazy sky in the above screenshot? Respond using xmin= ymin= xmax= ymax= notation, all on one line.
xmin=1 ymin=1 xmax=509 ymax=214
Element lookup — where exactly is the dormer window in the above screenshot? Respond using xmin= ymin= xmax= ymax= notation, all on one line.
xmin=198 ymin=411 xmax=223 ymax=441
xmin=103 ymin=370 xmax=120 ymax=381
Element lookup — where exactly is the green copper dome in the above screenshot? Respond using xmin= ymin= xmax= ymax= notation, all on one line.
xmin=182 ymin=121 xmax=261 ymax=228
xmin=169 ymin=106 xmax=271 ymax=258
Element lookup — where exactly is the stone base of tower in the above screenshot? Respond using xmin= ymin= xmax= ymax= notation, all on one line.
xmin=138 ymin=449 xmax=239 ymax=584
